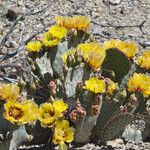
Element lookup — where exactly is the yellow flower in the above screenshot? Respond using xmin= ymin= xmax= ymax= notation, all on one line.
xmin=48 ymin=25 xmax=67 ymax=39
xmin=26 ymin=41 xmax=42 ymax=52
xmin=119 ymin=41 xmax=138 ymax=59
xmin=0 ymin=83 xmax=20 ymax=101
xmin=55 ymin=15 xmax=90 ymax=31
xmin=56 ymin=16 xmax=74 ymax=30
xmin=127 ymin=73 xmax=150 ymax=97
xmin=52 ymin=120 xmax=75 ymax=150
xmin=77 ymin=43 xmax=106 ymax=71
xmin=4 ymin=100 xmax=39 ymax=125
xmin=103 ymin=39 xmax=138 ymax=59
xmin=42 ymin=25 xmax=67 ymax=48
xmin=4 ymin=101 xmax=28 ymax=125
xmin=42 ymin=31 xmax=61 ymax=47
xmin=136 ymin=50 xmax=150 ymax=69
xmin=84 ymin=77 xmax=106 ymax=94
xmin=38 ymin=103 xmax=60 ymax=128
xmin=106 ymin=79 xmax=118 ymax=95
xmin=73 ymin=16 xmax=90 ymax=31
xmin=103 ymin=39 xmax=117 ymax=50
xmin=38 ymin=100 xmax=68 ymax=128
xmin=23 ymin=100 xmax=39 ymax=123
xmin=53 ymin=100 xmax=68 ymax=112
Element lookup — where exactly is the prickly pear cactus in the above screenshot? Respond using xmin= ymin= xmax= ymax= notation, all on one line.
xmin=0 ymin=15 xmax=150 ymax=150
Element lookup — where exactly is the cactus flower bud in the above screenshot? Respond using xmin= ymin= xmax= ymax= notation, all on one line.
xmin=98 ymin=75 xmax=105 ymax=80
xmin=120 ymin=89 xmax=127 ymax=98
xmin=67 ymin=54 xmax=74 ymax=66
xmin=76 ymin=105 xmax=86 ymax=116
xmin=76 ymin=81 xmax=84 ymax=92
xmin=110 ymin=71 xmax=115 ymax=79
xmin=30 ymin=82 xmax=36 ymax=92
xmin=18 ymin=77 xmax=26 ymax=88
xmin=75 ymin=50 xmax=83 ymax=63
xmin=27 ymin=56 xmax=33 ymax=64
xmin=94 ymin=95 xmax=102 ymax=105
xmin=69 ymin=106 xmax=86 ymax=123
xmin=128 ymin=94 xmax=138 ymax=107
xmin=48 ymin=80 xmax=57 ymax=96
xmin=69 ymin=110 xmax=79 ymax=123
xmin=91 ymin=105 xmax=100 ymax=116
xmin=63 ymin=64 xmax=69 ymax=74
xmin=31 ymin=64 xmax=36 ymax=71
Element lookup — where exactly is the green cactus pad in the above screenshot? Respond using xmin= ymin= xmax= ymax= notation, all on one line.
xmin=100 ymin=113 xmax=134 ymax=142
xmin=102 ymin=48 xmax=131 ymax=83
xmin=25 ymin=122 xmax=52 ymax=146
xmin=91 ymin=100 xmax=120 ymax=141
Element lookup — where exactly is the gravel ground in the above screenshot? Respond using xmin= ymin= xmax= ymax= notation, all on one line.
xmin=0 ymin=0 xmax=150 ymax=149
xmin=0 ymin=0 xmax=150 ymax=59
xmin=19 ymin=140 xmax=150 ymax=150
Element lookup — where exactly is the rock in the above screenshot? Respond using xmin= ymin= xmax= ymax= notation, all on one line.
xmin=0 ymin=46 xmax=7 ymax=55
xmin=6 ymin=6 xmax=21 ymax=21
xmin=5 ymin=22 xmax=12 ymax=27
xmin=4 ymin=41 xmax=11 ymax=48
xmin=115 ymin=139 xmax=124 ymax=144
xmin=9 ymin=40 xmax=17 ymax=48
xmin=107 ymin=140 xmax=117 ymax=148
xmin=18 ymin=1 xmax=24 ymax=7
xmin=104 ymin=0 xmax=121 ymax=5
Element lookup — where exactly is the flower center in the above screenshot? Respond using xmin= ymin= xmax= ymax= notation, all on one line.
xmin=44 ymin=111 xmax=55 ymax=118
xmin=9 ymin=107 xmax=23 ymax=120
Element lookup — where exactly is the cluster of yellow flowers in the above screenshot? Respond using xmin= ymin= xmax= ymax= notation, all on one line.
xmin=0 ymin=83 xmax=20 ymax=101
xmin=55 ymin=15 xmax=90 ymax=31
xmin=38 ymin=100 xmax=74 ymax=149
xmin=136 ymin=50 xmax=150 ymax=69
xmin=52 ymin=120 xmax=75 ymax=150
xmin=26 ymin=15 xmax=90 ymax=53
xmin=103 ymin=39 xmax=138 ymax=59
xmin=84 ymin=77 xmax=106 ymax=94
xmin=62 ymin=43 xmax=106 ymax=71
xmin=127 ymin=73 xmax=150 ymax=97
xmin=26 ymin=25 xmax=67 ymax=52
xmin=77 ymin=43 xmax=106 ymax=71
xmin=0 ymin=83 xmax=38 ymax=124
xmin=61 ymin=39 xmax=141 ymax=71
xmin=0 ymin=83 xmax=74 ymax=149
